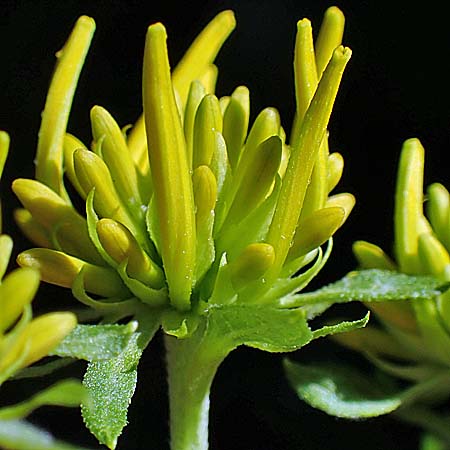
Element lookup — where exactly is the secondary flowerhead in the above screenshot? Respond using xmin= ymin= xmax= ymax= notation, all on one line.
xmin=338 ymin=137 xmax=450 ymax=380
xmin=0 ymin=132 xmax=76 ymax=384
xmin=14 ymin=8 xmax=353 ymax=325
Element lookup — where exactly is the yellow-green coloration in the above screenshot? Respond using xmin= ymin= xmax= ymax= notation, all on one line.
xmin=8 ymin=9 xmax=358 ymax=450
xmin=0 ymin=133 xmax=76 ymax=384
xmin=339 ymin=137 xmax=450 ymax=374
xmin=14 ymin=9 xmax=352 ymax=320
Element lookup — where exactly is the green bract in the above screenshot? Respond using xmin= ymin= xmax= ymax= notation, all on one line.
xmin=11 ymin=7 xmax=365 ymax=450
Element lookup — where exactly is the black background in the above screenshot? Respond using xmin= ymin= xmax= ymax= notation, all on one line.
xmin=1 ymin=1 xmax=449 ymax=449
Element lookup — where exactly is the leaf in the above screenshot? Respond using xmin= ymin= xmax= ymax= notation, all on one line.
xmin=81 ymin=311 xmax=159 ymax=449
xmin=289 ymin=269 xmax=449 ymax=307
xmin=206 ymin=304 xmax=313 ymax=353
xmin=0 ymin=380 xmax=87 ymax=420
xmin=284 ymin=359 xmax=402 ymax=418
xmin=51 ymin=322 xmax=138 ymax=361
xmin=312 ymin=312 xmax=370 ymax=339
xmin=0 ymin=419 xmax=93 ymax=450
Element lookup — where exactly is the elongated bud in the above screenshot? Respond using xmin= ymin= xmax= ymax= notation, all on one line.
xmin=267 ymin=46 xmax=351 ymax=278
xmin=143 ymin=23 xmax=196 ymax=311
xmin=0 ymin=131 xmax=9 ymax=181
xmin=293 ymin=19 xmax=318 ymax=126
xmin=315 ymin=6 xmax=345 ymax=77
xmin=63 ymin=133 xmax=88 ymax=198
xmin=221 ymin=108 xmax=281 ymax=227
xmin=12 ymin=178 xmax=101 ymax=263
xmin=198 ymin=64 xmax=218 ymax=94
xmin=325 ymin=192 xmax=355 ymax=220
xmin=12 ymin=178 xmax=74 ymax=229
xmin=394 ymin=138 xmax=425 ymax=274
xmin=96 ymin=219 xmax=165 ymax=289
xmin=184 ymin=80 xmax=207 ymax=166
xmin=426 ymin=183 xmax=450 ymax=249
xmin=226 ymin=136 xmax=282 ymax=226
xmin=222 ymin=86 xmax=250 ymax=169
xmin=327 ymin=152 xmax=344 ymax=192
xmin=289 ymin=207 xmax=345 ymax=260
xmin=73 ymin=148 xmax=134 ymax=227
xmin=229 ymin=243 xmax=275 ymax=290
xmin=192 ymin=166 xmax=217 ymax=225
xmin=14 ymin=209 xmax=52 ymax=249
xmin=4 ymin=313 xmax=77 ymax=371
xmin=17 ymin=249 xmax=128 ymax=298
xmin=172 ymin=10 xmax=236 ymax=105
xmin=35 ymin=16 xmax=95 ymax=197
xmin=352 ymin=240 xmax=396 ymax=270
xmin=0 ymin=234 xmax=13 ymax=279
xmin=192 ymin=94 xmax=222 ymax=169
xmin=90 ymin=105 xmax=141 ymax=207
xmin=418 ymin=232 xmax=450 ymax=278
xmin=0 ymin=267 xmax=40 ymax=333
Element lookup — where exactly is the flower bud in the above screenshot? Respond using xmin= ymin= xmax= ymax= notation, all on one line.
xmin=96 ymin=218 xmax=165 ymax=289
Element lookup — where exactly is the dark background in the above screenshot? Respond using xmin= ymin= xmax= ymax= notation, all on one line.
xmin=1 ymin=1 xmax=449 ymax=449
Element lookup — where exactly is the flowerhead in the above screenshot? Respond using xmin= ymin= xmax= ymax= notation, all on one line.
xmin=14 ymin=8 xmax=353 ymax=328
xmin=0 ymin=132 xmax=76 ymax=384
xmin=338 ymin=137 xmax=450 ymax=376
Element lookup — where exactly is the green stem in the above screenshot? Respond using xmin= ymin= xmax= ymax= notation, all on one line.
xmin=165 ymin=331 xmax=225 ymax=450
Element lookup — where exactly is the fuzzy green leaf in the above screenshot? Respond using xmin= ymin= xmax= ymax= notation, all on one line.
xmin=51 ymin=322 xmax=138 ymax=361
xmin=0 ymin=419 xmax=92 ymax=450
xmin=206 ymin=304 xmax=313 ymax=353
xmin=0 ymin=380 xmax=87 ymax=420
xmin=81 ymin=313 xmax=159 ymax=449
xmin=289 ymin=269 xmax=449 ymax=307
xmin=312 ymin=312 xmax=370 ymax=339
xmin=284 ymin=359 xmax=402 ymax=418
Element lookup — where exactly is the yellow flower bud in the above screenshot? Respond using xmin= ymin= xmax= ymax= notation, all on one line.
xmin=17 ymin=248 xmax=128 ymax=298
xmin=14 ymin=209 xmax=52 ymax=249
xmin=12 ymin=178 xmax=101 ymax=264
xmin=325 ymin=192 xmax=355 ymax=220
xmin=229 ymin=243 xmax=275 ymax=290
xmin=192 ymin=94 xmax=222 ymax=169
xmin=197 ymin=64 xmax=218 ymax=95
xmin=96 ymin=218 xmax=165 ymax=289
xmin=327 ymin=152 xmax=344 ymax=193
xmin=352 ymin=240 xmax=396 ymax=270
xmin=143 ymin=23 xmax=196 ymax=311
xmin=184 ymin=81 xmax=207 ymax=167
xmin=426 ymin=183 xmax=450 ymax=249
xmin=63 ymin=133 xmax=89 ymax=198
xmin=192 ymin=166 xmax=217 ymax=225
xmin=0 ymin=131 xmax=9 ymax=181
xmin=315 ymin=6 xmax=345 ymax=77
xmin=225 ymin=136 xmax=282 ymax=227
xmin=222 ymin=86 xmax=250 ymax=169
xmin=266 ymin=46 xmax=351 ymax=279
xmin=0 ymin=234 xmax=13 ymax=279
xmin=394 ymin=138 xmax=425 ymax=274
xmin=418 ymin=232 xmax=450 ymax=278
xmin=0 ymin=267 xmax=40 ymax=334
xmin=90 ymin=105 xmax=141 ymax=208
xmin=73 ymin=148 xmax=134 ymax=229
xmin=35 ymin=16 xmax=95 ymax=198
xmin=0 ymin=312 xmax=76 ymax=372
xmin=172 ymin=10 xmax=236 ymax=106
xmin=288 ymin=206 xmax=345 ymax=260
